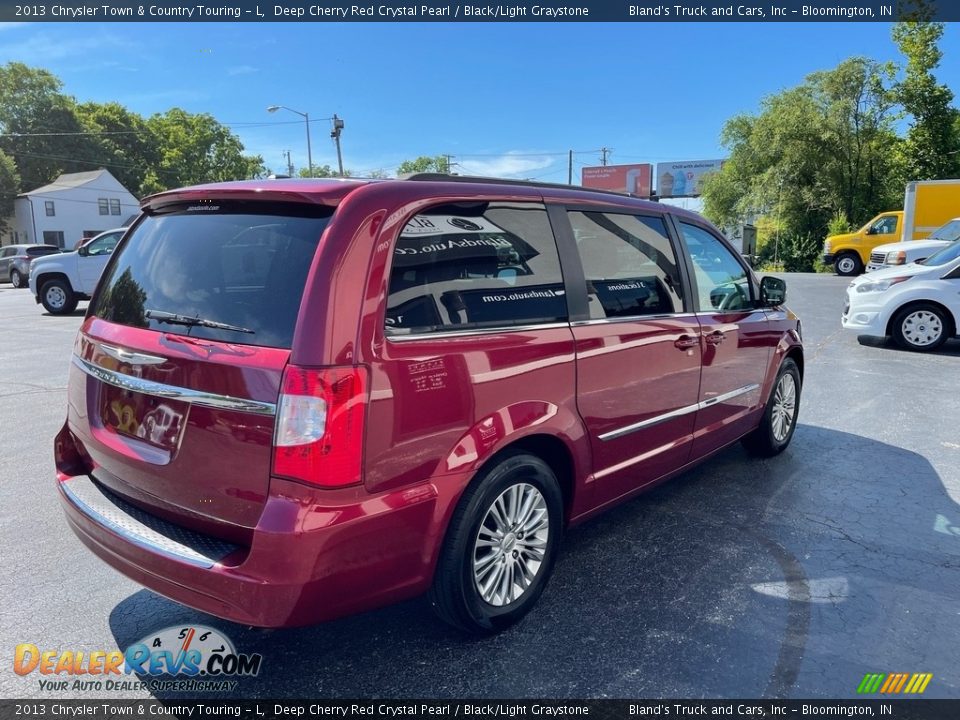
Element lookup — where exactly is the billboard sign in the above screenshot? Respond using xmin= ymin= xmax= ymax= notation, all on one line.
xmin=655 ymin=159 xmax=725 ymax=198
xmin=581 ymin=164 xmax=652 ymax=197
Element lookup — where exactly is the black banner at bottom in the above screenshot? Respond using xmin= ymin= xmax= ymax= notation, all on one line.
xmin=1 ymin=700 xmax=959 ymax=720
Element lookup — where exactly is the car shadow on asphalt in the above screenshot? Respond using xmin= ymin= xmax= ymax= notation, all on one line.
xmin=107 ymin=425 xmax=960 ymax=699
xmin=857 ymin=335 xmax=960 ymax=356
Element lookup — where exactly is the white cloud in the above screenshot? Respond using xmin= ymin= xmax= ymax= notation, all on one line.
xmin=227 ymin=65 xmax=259 ymax=76
xmin=455 ymin=152 xmax=556 ymax=179
xmin=0 ymin=30 xmax=135 ymax=63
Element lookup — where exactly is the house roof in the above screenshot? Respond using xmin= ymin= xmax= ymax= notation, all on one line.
xmin=21 ymin=169 xmax=112 ymax=196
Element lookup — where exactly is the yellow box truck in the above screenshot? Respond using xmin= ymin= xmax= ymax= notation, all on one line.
xmin=823 ymin=179 xmax=960 ymax=276
xmin=902 ymin=179 xmax=960 ymax=242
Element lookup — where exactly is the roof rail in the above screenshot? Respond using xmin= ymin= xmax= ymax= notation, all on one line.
xmin=403 ymin=172 xmax=658 ymax=201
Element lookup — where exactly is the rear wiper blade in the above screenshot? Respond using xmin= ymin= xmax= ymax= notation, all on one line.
xmin=145 ymin=309 xmax=254 ymax=334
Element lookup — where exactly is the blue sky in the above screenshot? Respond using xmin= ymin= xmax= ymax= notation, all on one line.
xmin=2 ymin=21 xmax=960 ymax=185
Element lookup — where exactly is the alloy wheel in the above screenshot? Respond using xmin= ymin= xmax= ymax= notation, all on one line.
xmin=473 ymin=483 xmax=550 ymax=607
xmin=771 ymin=373 xmax=797 ymax=443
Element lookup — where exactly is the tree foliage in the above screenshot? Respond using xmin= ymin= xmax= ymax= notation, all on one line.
xmin=297 ymin=164 xmax=351 ymax=178
xmin=396 ymin=155 xmax=451 ymax=176
xmin=140 ymin=109 xmax=265 ymax=195
xmin=703 ymin=58 xmax=902 ymax=271
xmin=0 ymin=150 xmax=20 ymax=235
xmin=75 ymin=102 xmax=158 ymax=196
xmin=0 ymin=63 xmax=266 ymax=202
xmin=0 ymin=62 xmax=96 ymax=189
xmin=891 ymin=20 xmax=960 ymax=180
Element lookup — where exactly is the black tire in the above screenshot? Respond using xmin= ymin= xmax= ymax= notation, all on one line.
xmin=430 ymin=451 xmax=564 ymax=634
xmin=10 ymin=269 xmax=24 ymax=288
xmin=891 ymin=303 xmax=951 ymax=352
xmin=834 ymin=252 xmax=862 ymax=276
xmin=40 ymin=279 xmax=78 ymax=315
xmin=742 ymin=358 xmax=801 ymax=458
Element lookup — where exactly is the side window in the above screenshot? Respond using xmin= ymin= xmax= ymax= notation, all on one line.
xmin=568 ymin=211 xmax=683 ymax=318
xmin=85 ymin=233 xmax=120 ymax=257
xmin=386 ymin=203 xmax=566 ymax=334
xmin=679 ymin=222 xmax=753 ymax=313
xmin=870 ymin=216 xmax=897 ymax=235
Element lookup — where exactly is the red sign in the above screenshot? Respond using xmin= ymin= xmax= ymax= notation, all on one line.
xmin=581 ymin=164 xmax=652 ymax=197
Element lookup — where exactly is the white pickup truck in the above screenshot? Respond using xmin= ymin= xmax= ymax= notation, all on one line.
xmin=866 ymin=218 xmax=960 ymax=272
xmin=29 ymin=228 xmax=125 ymax=314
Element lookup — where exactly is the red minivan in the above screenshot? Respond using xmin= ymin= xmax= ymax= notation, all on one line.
xmin=56 ymin=176 xmax=803 ymax=633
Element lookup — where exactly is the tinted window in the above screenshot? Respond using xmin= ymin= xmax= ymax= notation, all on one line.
xmin=85 ymin=232 xmax=121 ymax=257
xmin=91 ymin=203 xmax=331 ymax=349
xmin=568 ymin=211 xmax=683 ymax=318
xmin=679 ymin=222 xmax=753 ymax=312
xmin=386 ymin=203 xmax=566 ymax=334
xmin=26 ymin=246 xmax=60 ymax=257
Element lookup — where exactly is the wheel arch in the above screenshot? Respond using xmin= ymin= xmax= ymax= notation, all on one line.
xmin=886 ymin=299 xmax=957 ymax=338
xmin=35 ymin=271 xmax=73 ymax=293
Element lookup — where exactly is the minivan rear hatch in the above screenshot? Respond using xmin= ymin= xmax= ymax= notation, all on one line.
xmin=67 ymin=200 xmax=332 ymax=535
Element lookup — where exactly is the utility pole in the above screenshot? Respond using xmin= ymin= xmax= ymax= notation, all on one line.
xmin=442 ymin=154 xmax=454 ymax=174
xmin=600 ymin=147 xmax=612 ymax=166
xmin=331 ymin=114 xmax=345 ymax=176
xmin=568 ymin=150 xmax=573 ymax=185
xmin=283 ymin=150 xmax=294 ymax=177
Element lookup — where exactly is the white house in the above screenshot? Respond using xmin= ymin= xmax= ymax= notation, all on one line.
xmin=1 ymin=169 xmax=139 ymax=249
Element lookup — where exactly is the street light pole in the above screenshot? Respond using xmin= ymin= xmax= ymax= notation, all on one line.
xmin=331 ymin=114 xmax=344 ymax=177
xmin=267 ymin=105 xmax=313 ymax=177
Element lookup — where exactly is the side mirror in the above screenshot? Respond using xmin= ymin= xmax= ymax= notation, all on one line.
xmin=865 ymin=227 xmax=877 ymax=235
xmin=916 ymin=257 xmax=927 ymax=264
xmin=77 ymin=245 xmax=88 ymax=257
xmin=760 ymin=276 xmax=787 ymax=307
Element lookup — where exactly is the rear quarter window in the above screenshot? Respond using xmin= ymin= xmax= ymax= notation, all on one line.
xmin=385 ymin=203 xmax=567 ymax=334
xmin=90 ymin=202 xmax=331 ymax=349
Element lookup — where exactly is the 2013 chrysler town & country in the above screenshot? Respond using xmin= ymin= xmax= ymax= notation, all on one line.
xmin=55 ymin=175 xmax=804 ymax=633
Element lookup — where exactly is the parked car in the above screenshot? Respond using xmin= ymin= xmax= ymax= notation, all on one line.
xmin=866 ymin=218 xmax=960 ymax=272
xmin=843 ymin=240 xmax=960 ymax=351
xmin=0 ymin=244 xmax=60 ymax=288
xmin=29 ymin=228 xmax=125 ymax=314
xmin=54 ymin=176 xmax=804 ymax=633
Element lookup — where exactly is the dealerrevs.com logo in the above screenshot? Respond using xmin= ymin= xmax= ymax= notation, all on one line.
xmin=14 ymin=625 xmax=262 ymax=693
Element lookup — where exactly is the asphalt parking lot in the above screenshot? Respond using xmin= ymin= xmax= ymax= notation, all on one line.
xmin=1 ymin=273 xmax=958 ymax=701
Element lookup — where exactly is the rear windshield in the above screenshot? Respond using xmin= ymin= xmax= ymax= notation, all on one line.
xmin=27 ymin=246 xmax=60 ymax=257
xmin=90 ymin=202 xmax=332 ymax=349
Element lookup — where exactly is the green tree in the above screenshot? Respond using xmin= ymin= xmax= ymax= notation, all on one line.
xmin=297 ymin=164 xmax=352 ymax=178
xmin=0 ymin=149 xmax=20 ymax=235
xmin=396 ymin=155 xmax=451 ymax=175
xmin=140 ymin=109 xmax=265 ymax=194
xmin=891 ymin=20 xmax=960 ymax=180
xmin=703 ymin=57 xmax=901 ymax=271
xmin=0 ymin=62 xmax=97 ymax=190
xmin=75 ymin=102 xmax=158 ymax=197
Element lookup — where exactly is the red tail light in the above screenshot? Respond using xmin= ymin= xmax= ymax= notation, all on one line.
xmin=272 ymin=365 xmax=368 ymax=488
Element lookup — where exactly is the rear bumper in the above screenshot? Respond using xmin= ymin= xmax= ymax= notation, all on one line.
xmin=58 ymin=470 xmax=458 ymax=627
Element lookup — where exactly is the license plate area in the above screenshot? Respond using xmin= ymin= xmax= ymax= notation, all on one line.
xmin=99 ymin=384 xmax=189 ymax=452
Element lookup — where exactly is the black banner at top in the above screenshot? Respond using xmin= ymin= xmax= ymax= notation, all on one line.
xmin=2 ymin=0 xmax=960 ymax=22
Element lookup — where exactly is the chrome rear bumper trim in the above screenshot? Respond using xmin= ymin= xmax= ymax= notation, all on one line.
xmin=61 ymin=475 xmax=239 ymax=569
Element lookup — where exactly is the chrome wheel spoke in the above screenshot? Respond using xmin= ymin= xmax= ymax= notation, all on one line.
xmin=771 ymin=374 xmax=797 ymax=442
xmin=473 ymin=482 xmax=550 ymax=607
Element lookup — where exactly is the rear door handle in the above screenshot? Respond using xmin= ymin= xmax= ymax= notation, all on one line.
xmin=705 ymin=331 xmax=726 ymax=345
xmin=674 ymin=335 xmax=700 ymax=350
